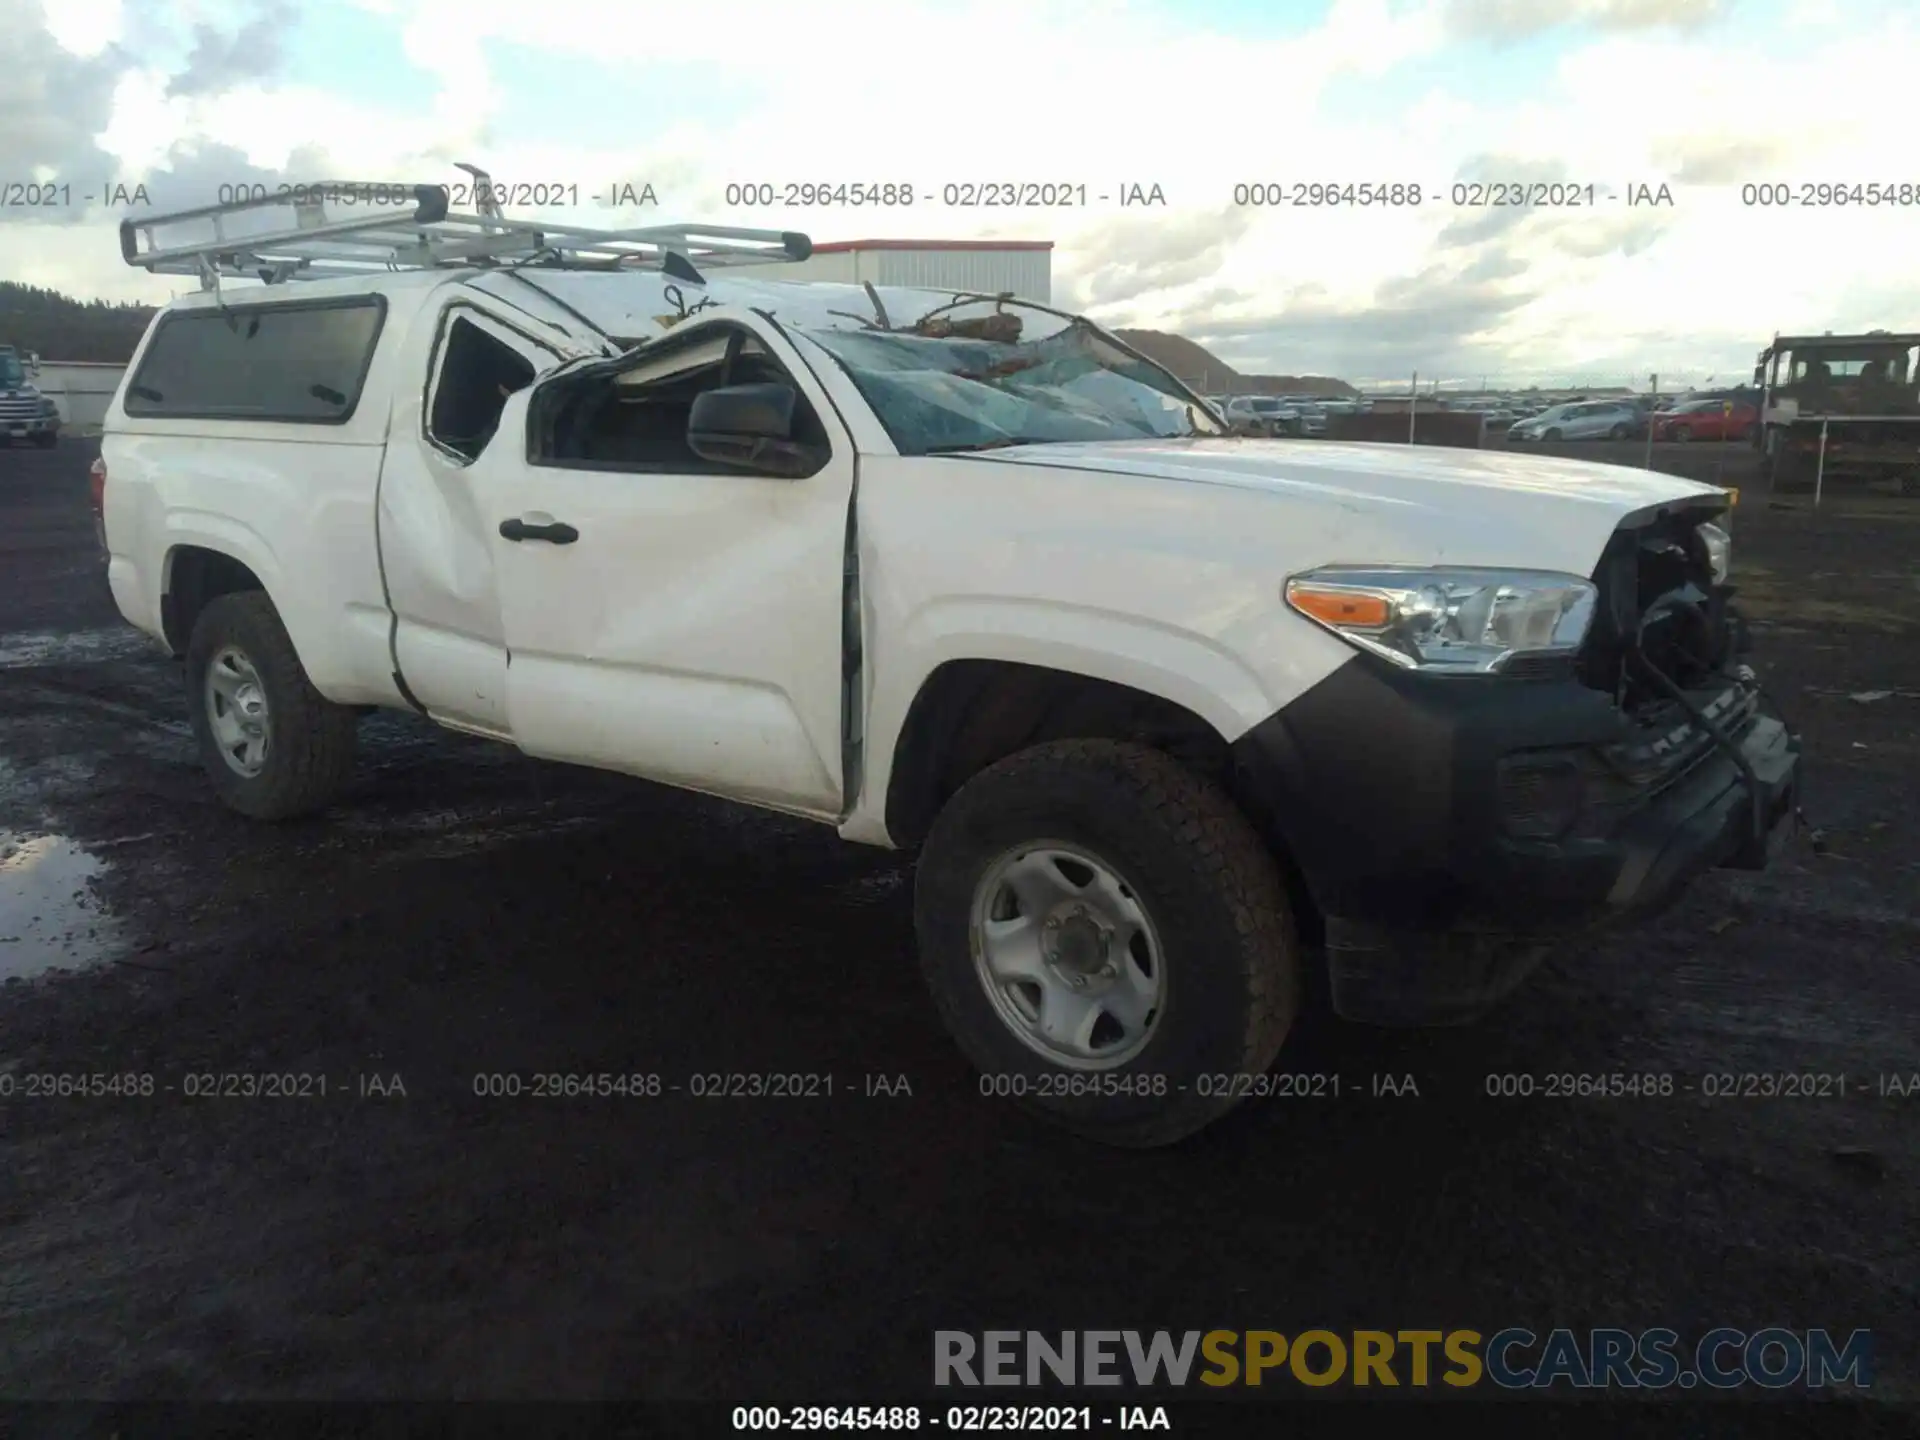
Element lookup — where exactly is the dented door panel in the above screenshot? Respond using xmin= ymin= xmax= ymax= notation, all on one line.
xmin=474 ymin=317 xmax=854 ymax=817
xmin=377 ymin=299 xmax=564 ymax=736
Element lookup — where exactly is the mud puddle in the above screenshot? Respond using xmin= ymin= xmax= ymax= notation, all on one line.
xmin=0 ymin=829 xmax=124 ymax=980
xmin=0 ymin=627 xmax=154 ymax=669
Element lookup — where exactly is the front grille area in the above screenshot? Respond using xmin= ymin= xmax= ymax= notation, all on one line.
xmin=1496 ymin=755 xmax=1587 ymax=839
xmin=1498 ymin=652 xmax=1580 ymax=681
xmin=1597 ymin=682 xmax=1757 ymax=790
xmin=0 ymin=395 xmax=47 ymax=422
xmin=1498 ymin=685 xmax=1755 ymax=843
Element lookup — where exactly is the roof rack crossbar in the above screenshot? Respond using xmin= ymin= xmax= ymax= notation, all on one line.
xmin=119 ymin=180 xmax=813 ymax=284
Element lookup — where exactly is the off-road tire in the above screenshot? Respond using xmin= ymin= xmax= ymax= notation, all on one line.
xmin=914 ymin=739 xmax=1300 ymax=1148
xmin=186 ymin=591 xmax=357 ymax=820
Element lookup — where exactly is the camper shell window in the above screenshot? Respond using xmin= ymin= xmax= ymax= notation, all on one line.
xmin=124 ymin=296 xmax=386 ymax=423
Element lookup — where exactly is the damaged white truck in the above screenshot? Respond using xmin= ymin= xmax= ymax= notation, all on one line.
xmin=96 ymin=185 xmax=1801 ymax=1146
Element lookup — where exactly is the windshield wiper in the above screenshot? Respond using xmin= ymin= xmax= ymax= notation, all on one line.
xmin=923 ymin=438 xmax=1037 ymax=454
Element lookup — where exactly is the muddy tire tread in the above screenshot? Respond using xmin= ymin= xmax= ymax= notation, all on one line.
xmin=187 ymin=591 xmax=357 ymax=820
xmin=916 ymin=738 xmax=1298 ymax=1148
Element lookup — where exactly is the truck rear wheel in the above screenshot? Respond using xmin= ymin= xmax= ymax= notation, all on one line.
xmin=913 ymin=739 xmax=1299 ymax=1148
xmin=186 ymin=592 xmax=357 ymax=819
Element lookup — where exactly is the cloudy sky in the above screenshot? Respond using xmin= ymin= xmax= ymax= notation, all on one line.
xmin=1 ymin=0 xmax=1909 ymax=386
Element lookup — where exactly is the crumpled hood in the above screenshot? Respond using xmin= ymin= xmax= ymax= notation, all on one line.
xmin=975 ymin=437 xmax=1727 ymax=575
xmin=986 ymin=436 xmax=1719 ymax=512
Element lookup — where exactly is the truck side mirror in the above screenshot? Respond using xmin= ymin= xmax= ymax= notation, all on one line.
xmin=25 ymin=352 xmax=40 ymax=376
xmin=686 ymin=382 xmax=820 ymax=477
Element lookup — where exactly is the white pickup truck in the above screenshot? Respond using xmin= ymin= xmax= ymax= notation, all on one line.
xmin=95 ymin=188 xmax=1800 ymax=1145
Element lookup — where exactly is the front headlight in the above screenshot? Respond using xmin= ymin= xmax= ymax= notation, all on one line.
xmin=1698 ymin=521 xmax=1730 ymax=583
xmin=1284 ymin=566 xmax=1597 ymax=674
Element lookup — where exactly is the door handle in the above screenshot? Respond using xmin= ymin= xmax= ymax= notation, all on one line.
xmin=499 ymin=516 xmax=579 ymax=544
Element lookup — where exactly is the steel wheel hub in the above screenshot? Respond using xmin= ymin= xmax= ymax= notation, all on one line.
xmin=970 ymin=842 xmax=1166 ymax=1069
xmin=1043 ymin=905 xmax=1118 ymax=989
xmin=205 ymin=646 xmax=271 ymax=778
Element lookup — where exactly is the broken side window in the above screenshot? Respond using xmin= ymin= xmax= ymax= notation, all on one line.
xmin=428 ymin=314 xmax=541 ymax=463
xmin=539 ymin=323 xmax=831 ymax=474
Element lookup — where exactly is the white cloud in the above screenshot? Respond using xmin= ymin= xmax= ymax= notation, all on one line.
xmin=0 ymin=218 xmax=177 ymax=301
xmin=8 ymin=0 xmax=1917 ymax=383
xmin=1443 ymin=0 xmax=1726 ymax=40
xmin=37 ymin=0 xmax=122 ymax=55
xmin=397 ymin=0 xmax=497 ymax=152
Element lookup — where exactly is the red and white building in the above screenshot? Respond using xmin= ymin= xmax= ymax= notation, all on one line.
xmin=740 ymin=239 xmax=1052 ymax=305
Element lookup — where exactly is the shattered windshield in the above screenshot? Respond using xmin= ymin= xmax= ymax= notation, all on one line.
xmin=795 ymin=300 xmax=1223 ymax=455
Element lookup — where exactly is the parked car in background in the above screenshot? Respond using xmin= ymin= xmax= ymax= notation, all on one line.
xmin=1223 ymin=395 xmax=1294 ymax=436
xmin=1452 ymin=399 xmax=1517 ymax=431
xmin=1507 ymin=400 xmax=1640 ymax=442
xmin=0 ymin=346 xmax=62 ymax=447
xmin=1276 ymin=402 xmax=1328 ymax=438
xmin=1653 ymin=398 xmax=1757 ymax=443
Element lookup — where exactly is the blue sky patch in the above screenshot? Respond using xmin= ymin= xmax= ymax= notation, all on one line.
xmin=282 ymin=5 xmax=436 ymax=116
xmin=481 ymin=41 xmax=761 ymax=144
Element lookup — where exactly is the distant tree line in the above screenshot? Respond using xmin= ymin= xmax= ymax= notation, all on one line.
xmin=0 ymin=282 xmax=158 ymax=364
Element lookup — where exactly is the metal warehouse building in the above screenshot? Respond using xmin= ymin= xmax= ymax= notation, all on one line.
xmin=741 ymin=239 xmax=1053 ymax=304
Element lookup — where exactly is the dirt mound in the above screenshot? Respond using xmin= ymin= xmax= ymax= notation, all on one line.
xmin=1112 ymin=328 xmax=1357 ymax=397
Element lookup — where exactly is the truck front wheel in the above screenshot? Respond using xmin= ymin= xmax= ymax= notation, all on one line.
xmin=913 ymin=739 xmax=1300 ymax=1148
xmin=186 ymin=592 xmax=357 ymax=819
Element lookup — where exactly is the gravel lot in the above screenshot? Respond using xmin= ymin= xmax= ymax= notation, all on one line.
xmin=1 ymin=437 xmax=1916 ymax=1419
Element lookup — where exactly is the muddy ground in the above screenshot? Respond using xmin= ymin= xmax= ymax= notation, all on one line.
xmin=1 ymin=437 xmax=1916 ymax=1420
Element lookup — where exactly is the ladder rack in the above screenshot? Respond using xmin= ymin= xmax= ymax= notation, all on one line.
xmin=119 ymin=176 xmax=812 ymax=288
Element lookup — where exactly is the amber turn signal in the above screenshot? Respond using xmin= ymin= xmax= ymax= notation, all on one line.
xmin=1284 ymin=583 xmax=1392 ymax=629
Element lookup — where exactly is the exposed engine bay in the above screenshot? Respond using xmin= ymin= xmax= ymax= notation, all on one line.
xmin=1494 ymin=502 xmax=1789 ymax=862
xmin=1566 ymin=506 xmax=1775 ymax=833
xmin=1579 ymin=508 xmax=1744 ymax=714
